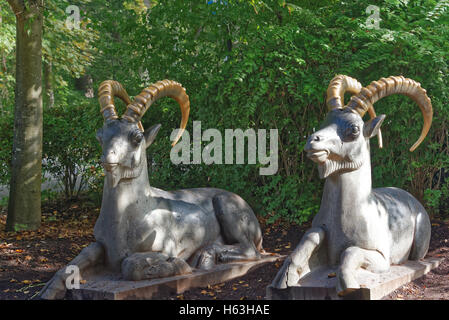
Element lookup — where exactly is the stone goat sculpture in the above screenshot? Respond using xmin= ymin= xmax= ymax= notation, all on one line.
xmin=271 ymin=75 xmax=433 ymax=296
xmin=39 ymin=80 xmax=263 ymax=299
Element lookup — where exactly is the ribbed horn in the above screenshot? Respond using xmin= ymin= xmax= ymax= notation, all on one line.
xmin=326 ymin=75 xmax=362 ymax=110
xmin=346 ymin=76 xmax=433 ymax=151
xmin=98 ymin=80 xmax=132 ymax=121
xmin=122 ymin=80 xmax=190 ymax=146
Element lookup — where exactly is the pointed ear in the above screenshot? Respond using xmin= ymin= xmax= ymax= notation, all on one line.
xmin=144 ymin=124 xmax=161 ymax=148
xmin=364 ymin=115 xmax=385 ymax=138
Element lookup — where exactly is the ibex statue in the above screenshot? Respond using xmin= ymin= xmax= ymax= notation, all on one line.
xmin=272 ymin=75 xmax=433 ymax=296
xmin=40 ymin=80 xmax=263 ymax=299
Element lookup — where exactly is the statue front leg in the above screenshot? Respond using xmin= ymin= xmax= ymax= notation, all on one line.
xmin=271 ymin=227 xmax=325 ymax=289
xmin=38 ymin=242 xmax=104 ymax=299
xmin=336 ymin=246 xmax=389 ymax=296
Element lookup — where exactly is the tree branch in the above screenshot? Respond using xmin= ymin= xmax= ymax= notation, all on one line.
xmin=6 ymin=0 xmax=25 ymax=15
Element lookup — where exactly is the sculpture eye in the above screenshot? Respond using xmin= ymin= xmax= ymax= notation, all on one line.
xmin=129 ymin=130 xmax=144 ymax=146
xmin=345 ymin=124 xmax=360 ymax=140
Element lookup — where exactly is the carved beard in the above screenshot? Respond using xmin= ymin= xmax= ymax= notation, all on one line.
xmin=317 ymin=158 xmax=364 ymax=179
xmin=106 ymin=162 xmax=144 ymax=188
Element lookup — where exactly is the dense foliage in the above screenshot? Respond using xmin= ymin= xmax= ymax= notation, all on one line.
xmin=1 ymin=0 xmax=448 ymax=223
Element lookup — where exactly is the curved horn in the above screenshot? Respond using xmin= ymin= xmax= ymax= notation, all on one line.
xmin=98 ymin=80 xmax=132 ymax=121
xmin=327 ymin=75 xmax=384 ymax=147
xmin=346 ymin=76 xmax=433 ymax=151
xmin=122 ymin=80 xmax=190 ymax=146
xmin=326 ymin=75 xmax=363 ymax=110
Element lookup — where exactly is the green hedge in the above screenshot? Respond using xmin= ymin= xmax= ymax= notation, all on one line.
xmin=1 ymin=0 xmax=448 ymax=224
xmin=129 ymin=0 xmax=449 ymax=222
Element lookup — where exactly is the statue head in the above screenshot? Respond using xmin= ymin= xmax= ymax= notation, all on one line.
xmin=96 ymin=80 xmax=190 ymax=188
xmin=305 ymin=75 xmax=432 ymax=179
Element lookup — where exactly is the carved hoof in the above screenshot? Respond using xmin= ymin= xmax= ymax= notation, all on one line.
xmin=37 ymin=271 xmax=67 ymax=300
xmin=196 ymin=248 xmax=217 ymax=270
xmin=286 ymin=263 xmax=301 ymax=287
xmin=271 ymin=256 xmax=301 ymax=289
xmin=336 ymin=271 xmax=360 ymax=297
xmin=337 ymin=287 xmax=359 ymax=297
xmin=122 ymin=252 xmax=192 ymax=280
xmin=145 ymin=257 xmax=192 ymax=279
xmin=217 ymin=247 xmax=260 ymax=264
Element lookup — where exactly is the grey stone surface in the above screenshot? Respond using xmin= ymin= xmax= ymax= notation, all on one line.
xmin=70 ymin=254 xmax=281 ymax=300
xmin=39 ymin=81 xmax=266 ymax=299
xmin=271 ymin=75 xmax=433 ymax=296
xmin=267 ymin=257 xmax=441 ymax=300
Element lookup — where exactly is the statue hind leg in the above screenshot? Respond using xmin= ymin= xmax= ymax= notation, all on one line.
xmin=409 ymin=210 xmax=431 ymax=260
xmin=212 ymin=194 xmax=263 ymax=263
xmin=121 ymin=252 xmax=192 ymax=281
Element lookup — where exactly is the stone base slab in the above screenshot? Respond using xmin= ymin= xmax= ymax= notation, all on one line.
xmin=70 ymin=254 xmax=283 ymax=300
xmin=266 ymin=257 xmax=441 ymax=300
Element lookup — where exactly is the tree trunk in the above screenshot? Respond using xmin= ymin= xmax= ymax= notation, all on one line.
xmin=6 ymin=0 xmax=44 ymax=231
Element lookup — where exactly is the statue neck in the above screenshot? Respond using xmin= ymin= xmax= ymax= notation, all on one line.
xmin=100 ymin=157 xmax=152 ymax=218
xmin=321 ymin=157 xmax=372 ymax=212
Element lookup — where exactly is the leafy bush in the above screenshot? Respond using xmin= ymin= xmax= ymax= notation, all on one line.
xmin=2 ymin=0 xmax=449 ymax=224
xmin=124 ymin=0 xmax=449 ymax=221
xmin=42 ymin=90 xmax=102 ymax=200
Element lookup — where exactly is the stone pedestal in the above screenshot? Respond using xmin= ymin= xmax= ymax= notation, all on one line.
xmin=69 ymin=254 xmax=282 ymax=300
xmin=266 ymin=257 xmax=441 ymax=300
